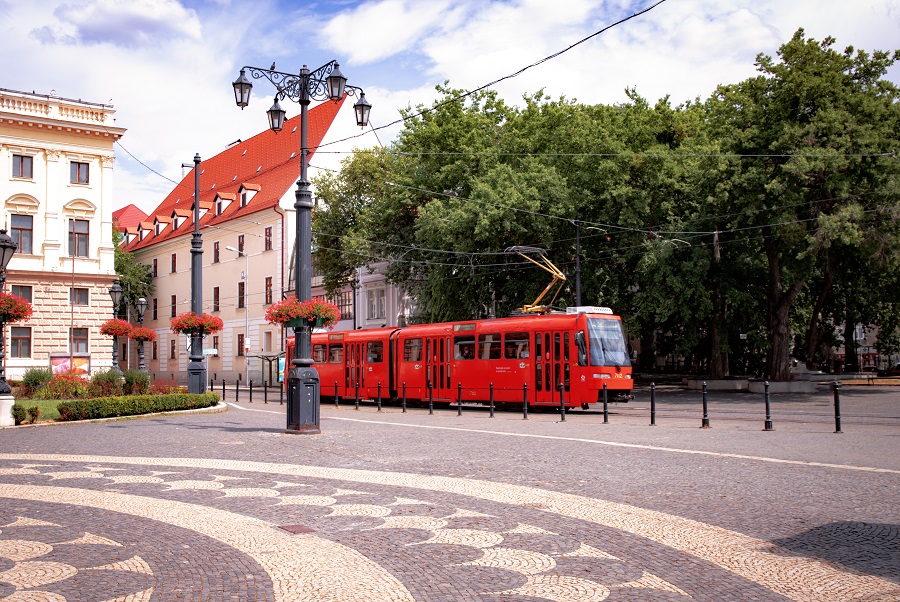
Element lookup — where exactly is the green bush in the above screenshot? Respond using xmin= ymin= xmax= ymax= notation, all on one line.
xmin=22 ymin=367 xmax=53 ymax=395
xmin=57 ymin=392 xmax=220 ymax=421
xmin=11 ymin=403 xmax=26 ymax=425
xmin=32 ymin=372 xmax=90 ymax=400
xmin=90 ymin=368 xmax=124 ymax=397
xmin=123 ymin=369 xmax=150 ymax=395
xmin=26 ymin=406 xmax=41 ymax=424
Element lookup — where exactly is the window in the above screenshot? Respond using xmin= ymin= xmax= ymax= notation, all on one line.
xmin=212 ymin=335 xmax=219 ymax=357
xmin=478 ymin=333 xmax=502 ymax=360
xmin=12 ymin=154 xmax=33 ymax=179
xmin=404 ymin=338 xmax=422 ymax=362
xmin=454 ymin=335 xmax=476 ymax=360
xmin=170 ymin=339 xmax=176 ymax=359
xmin=152 ymin=341 xmax=158 ymax=360
xmin=68 ymin=219 xmax=89 ymax=257
xmin=152 ymin=258 xmax=158 ymax=277
xmin=366 ymin=288 xmax=385 ymax=320
xmin=240 ymin=190 xmax=248 ymax=207
xmin=170 ymin=294 xmax=177 ymax=318
xmin=264 ymin=331 xmax=272 ymax=352
xmin=334 ymin=290 xmax=353 ymax=321
xmin=10 ymin=327 xmax=31 ymax=357
xmin=11 ymin=215 xmax=32 ymax=254
xmin=11 ymin=285 xmax=32 ymax=303
xmin=264 ymin=227 xmax=273 ymax=251
xmin=71 ymin=328 xmax=88 ymax=353
xmin=213 ymin=241 xmax=220 ymax=263
xmin=313 ymin=344 xmax=327 ymax=363
xmin=504 ymin=332 xmax=530 ymax=359
xmin=237 ymin=281 xmax=245 ymax=309
xmin=328 ymin=344 xmax=343 ymax=363
xmin=152 ymin=297 xmax=158 ymax=321
xmin=70 ymin=161 xmax=89 ymax=184
xmin=216 ymin=199 xmax=224 ymax=216
xmin=237 ymin=333 xmax=245 ymax=357
xmin=237 ymin=234 xmax=244 ymax=256
xmin=70 ymin=287 xmax=89 ymax=306
xmin=265 ymin=277 xmax=273 ymax=304
xmin=170 ymin=253 xmax=176 ymax=273
xmin=367 ymin=341 xmax=384 ymax=363
xmin=212 ymin=287 xmax=220 ymax=312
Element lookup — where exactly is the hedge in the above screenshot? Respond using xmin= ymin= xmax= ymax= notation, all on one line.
xmin=56 ymin=392 xmax=220 ymax=422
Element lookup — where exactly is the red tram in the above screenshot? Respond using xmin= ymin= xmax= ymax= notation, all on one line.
xmin=285 ymin=306 xmax=633 ymax=409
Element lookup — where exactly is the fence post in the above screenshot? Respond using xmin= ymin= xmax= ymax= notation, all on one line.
xmin=602 ymin=382 xmax=609 ymax=424
xmin=221 ymin=379 xmax=225 ymax=399
xmin=334 ymin=381 xmax=339 ymax=408
xmin=701 ymin=381 xmax=710 ymax=428
xmin=402 ymin=382 xmax=407 ymax=413
xmin=558 ymin=382 xmax=566 ymax=422
xmin=764 ymin=381 xmax=773 ymax=431
xmin=832 ymin=381 xmax=843 ymax=433
xmin=428 ymin=381 xmax=434 ymax=415
xmin=650 ymin=382 xmax=656 ymax=426
xmin=489 ymin=382 xmax=495 ymax=418
xmin=457 ymin=382 xmax=463 ymax=416
xmin=377 ymin=382 xmax=382 ymax=412
xmin=523 ymin=383 xmax=528 ymax=420
xmin=279 ymin=381 xmax=283 ymax=405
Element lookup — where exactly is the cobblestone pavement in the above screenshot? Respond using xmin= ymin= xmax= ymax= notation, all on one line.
xmin=0 ymin=386 xmax=898 ymax=601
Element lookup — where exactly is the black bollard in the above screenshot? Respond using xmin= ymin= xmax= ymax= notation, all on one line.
xmin=221 ymin=379 xmax=225 ymax=399
xmin=235 ymin=380 xmax=239 ymax=403
xmin=249 ymin=380 xmax=253 ymax=403
xmin=334 ymin=381 xmax=339 ymax=408
xmin=355 ymin=379 xmax=360 ymax=411
xmin=428 ymin=381 xmax=434 ymax=415
xmin=279 ymin=381 xmax=283 ymax=405
xmin=523 ymin=383 xmax=528 ymax=420
xmin=377 ymin=382 xmax=382 ymax=412
xmin=764 ymin=381 xmax=773 ymax=431
xmin=264 ymin=382 xmax=268 ymax=404
xmin=210 ymin=378 xmax=214 ymax=390
xmin=602 ymin=382 xmax=609 ymax=424
xmin=457 ymin=382 xmax=463 ymax=416
xmin=833 ymin=381 xmax=843 ymax=433
xmin=650 ymin=382 xmax=657 ymax=426
xmin=402 ymin=382 xmax=407 ymax=413
xmin=558 ymin=382 xmax=566 ymax=422
xmin=489 ymin=382 xmax=495 ymax=418
xmin=701 ymin=381 xmax=710 ymax=428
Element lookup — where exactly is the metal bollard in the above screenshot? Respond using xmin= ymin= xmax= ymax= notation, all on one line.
xmin=334 ymin=381 xmax=339 ymax=408
xmin=355 ymin=379 xmax=360 ymax=411
xmin=235 ymin=380 xmax=239 ymax=403
xmin=221 ymin=379 xmax=225 ymax=399
xmin=428 ymin=381 xmax=434 ymax=415
xmin=558 ymin=382 xmax=566 ymax=422
xmin=701 ymin=381 xmax=710 ymax=428
xmin=279 ymin=382 xmax=283 ymax=405
xmin=602 ymin=382 xmax=609 ymax=424
xmin=457 ymin=382 xmax=463 ymax=416
xmin=377 ymin=382 xmax=382 ymax=412
xmin=249 ymin=380 xmax=253 ymax=403
xmin=402 ymin=382 xmax=407 ymax=413
xmin=650 ymin=382 xmax=656 ymax=426
xmin=489 ymin=383 xmax=495 ymax=418
xmin=210 ymin=378 xmax=214 ymax=390
xmin=523 ymin=383 xmax=528 ymax=420
xmin=764 ymin=381 xmax=773 ymax=431
xmin=833 ymin=381 xmax=843 ymax=433
xmin=264 ymin=382 xmax=268 ymax=404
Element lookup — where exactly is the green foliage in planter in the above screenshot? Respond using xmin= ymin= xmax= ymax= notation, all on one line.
xmin=123 ymin=369 xmax=150 ymax=395
xmin=56 ymin=392 xmax=220 ymax=422
xmin=11 ymin=403 xmax=26 ymax=425
xmin=90 ymin=368 xmax=124 ymax=397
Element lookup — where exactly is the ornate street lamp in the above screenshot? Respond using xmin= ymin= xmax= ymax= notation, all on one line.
xmin=0 ymin=229 xmax=17 ymax=396
xmin=183 ymin=153 xmax=206 ymax=393
xmin=232 ymin=61 xmax=371 ymax=434
xmin=135 ymin=296 xmax=148 ymax=372
xmin=109 ymin=280 xmax=124 ymax=376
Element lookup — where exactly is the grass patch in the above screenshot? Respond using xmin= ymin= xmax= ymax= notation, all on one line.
xmin=14 ymin=399 xmax=61 ymax=422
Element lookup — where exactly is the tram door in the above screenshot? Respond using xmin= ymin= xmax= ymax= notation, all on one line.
xmin=532 ymin=330 xmax=570 ymax=404
xmin=346 ymin=341 xmax=366 ymax=398
xmin=425 ymin=336 xmax=451 ymax=402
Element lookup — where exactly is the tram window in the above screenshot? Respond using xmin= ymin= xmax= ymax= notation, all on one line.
xmin=328 ymin=344 xmax=343 ymax=363
xmin=367 ymin=341 xmax=384 ymax=363
xmin=554 ymin=333 xmax=561 ymax=361
xmin=564 ymin=333 xmax=570 ymax=362
xmin=587 ymin=318 xmax=630 ymax=367
xmin=454 ymin=336 xmax=475 ymax=360
xmin=313 ymin=344 xmax=327 ymax=363
xmin=478 ymin=334 xmax=502 ymax=360
xmin=505 ymin=332 xmax=529 ymax=359
xmin=404 ymin=338 xmax=422 ymax=362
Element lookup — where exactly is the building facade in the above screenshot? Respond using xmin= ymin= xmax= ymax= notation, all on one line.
xmin=0 ymin=88 xmax=125 ymax=379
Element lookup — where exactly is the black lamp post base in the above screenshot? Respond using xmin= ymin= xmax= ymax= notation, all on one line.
xmin=286 ymin=366 xmax=320 ymax=434
xmin=187 ymin=359 xmax=207 ymax=394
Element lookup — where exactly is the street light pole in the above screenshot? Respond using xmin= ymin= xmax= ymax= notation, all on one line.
xmin=0 ymin=229 xmax=18 ymax=396
xmin=108 ymin=280 xmax=123 ymax=376
xmin=185 ymin=153 xmax=206 ymax=393
xmin=135 ymin=297 xmax=147 ymax=372
xmin=233 ymin=61 xmax=371 ymax=434
xmin=225 ymin=245 xmax=250 ymax=385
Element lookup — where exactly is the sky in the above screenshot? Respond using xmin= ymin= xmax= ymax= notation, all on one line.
xmin=2 ymin=0 xmax=899 ymax=215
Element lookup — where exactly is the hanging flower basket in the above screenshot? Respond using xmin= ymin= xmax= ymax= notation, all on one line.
xmin=129 ymin=326 xmax=157 ymax=342
xmin=170 ymin=312 xmax=224 ymax=336
xmin=100 ymin=318 xmax=133 ymax=338
xmin=0 ymin=291 xmax=32 ymax=323
xmin=265 ymin=297 xmax=340 ymax=329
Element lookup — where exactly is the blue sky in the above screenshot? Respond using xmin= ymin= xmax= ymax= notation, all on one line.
xmin=2 ymin=0 xmax=898 ymax=214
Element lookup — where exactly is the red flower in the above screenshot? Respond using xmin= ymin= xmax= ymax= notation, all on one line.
xmin=100 ymin=318 xmax=133 ymax=337
xmin=265 ymin=298 xmax=340 ymax=329
xmin=129 ymin=326 xmax=157 ymax=342
xmin=170 ymin=312 xmax=224 ymax=335
xmin=0 ymin=291 xmax=32 ymax=323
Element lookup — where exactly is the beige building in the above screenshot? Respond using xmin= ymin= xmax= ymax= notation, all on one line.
xmin=0 ymin=88 xmax=125 ymax=379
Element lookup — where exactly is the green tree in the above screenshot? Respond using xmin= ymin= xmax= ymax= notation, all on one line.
xmin=112 ymin=227 xmax=154 ymax=314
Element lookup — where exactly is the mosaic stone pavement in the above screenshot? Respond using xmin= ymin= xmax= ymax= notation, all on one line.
xmin=0 ymin=452 xmax=897 ymax=602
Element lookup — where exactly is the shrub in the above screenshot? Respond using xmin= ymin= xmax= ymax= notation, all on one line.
xmin=11 ymin=403 xmax=26 ymax=425
xmin=32 ymin=372 xmax=90 ymax=400
xmin=90 ymin=368 xmax=124 ymax=397
xmin=22 ymin=367 xmax=53 ymax=394
xmin=123 ymin=369 xmax=150 ymax=395
xmin=26 ymin=406 xmax=41 ymax=424
xmin=57 ymin=391 xmax=220 ymax=421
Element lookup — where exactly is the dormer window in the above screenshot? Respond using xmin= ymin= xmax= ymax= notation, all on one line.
xmin=155 ymin=221 xmax=162 ymax=235
xmin=240 ymin=190 xmax=248 ymax=207
xmin=216 ymin=199 xmax=224 ymax=216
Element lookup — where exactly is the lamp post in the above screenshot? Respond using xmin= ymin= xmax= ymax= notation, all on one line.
xmin=135 ymin=297 xmax=148 ymax=372
xmin=108 ymin=280 xmax=124 ymax=376
xmin=233 ymin=61 xmax=371 ymax=433
xmin=225 ymin=245 xmax=250 ymax=385
xmin=0 ymin=229 xmax=18 ymax=396
xmin=183 ymin=153 xmax=206 ymax=393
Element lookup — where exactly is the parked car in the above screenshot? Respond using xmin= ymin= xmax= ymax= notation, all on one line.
xmin=876 ymin=364 xmax=900 ymax=377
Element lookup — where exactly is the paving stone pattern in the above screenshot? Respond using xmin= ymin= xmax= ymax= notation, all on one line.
xmin=0 ymin=386 xmax=898 ymax=601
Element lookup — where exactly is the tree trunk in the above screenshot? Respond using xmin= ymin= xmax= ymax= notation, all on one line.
xmin=709 ymin=294 xmax=730 ymax=379
xmin=805 ymin=266 xmax=835 ymax=369
xmin=763 ymin=228 xmax=805 ymax=381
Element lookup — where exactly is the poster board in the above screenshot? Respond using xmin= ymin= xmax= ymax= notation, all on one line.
xmin=50 ymin=353 xmax=91 ymax=376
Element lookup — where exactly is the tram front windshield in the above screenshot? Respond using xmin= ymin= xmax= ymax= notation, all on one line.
xmin=586 ymin=318 xmax=630 ymax=367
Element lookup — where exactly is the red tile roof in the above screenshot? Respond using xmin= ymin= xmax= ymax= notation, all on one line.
xmin=113 ymin=204 xmax=148 ymax=229
xmin=125 ymin=95 xmax=346 ymax=251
